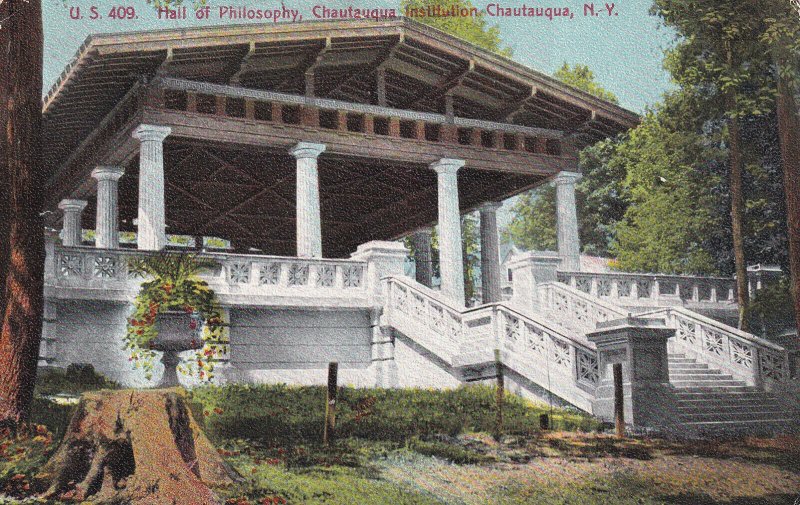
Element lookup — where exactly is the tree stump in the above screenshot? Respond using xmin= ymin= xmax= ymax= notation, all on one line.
xmin=35 ymin=389 xmax=239 ymax=504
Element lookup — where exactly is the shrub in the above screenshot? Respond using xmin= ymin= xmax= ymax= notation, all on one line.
xmin=188 ymin=384 xmax=600 ymax=446
xmin=34 ymin=364 xmax=119 ymax=397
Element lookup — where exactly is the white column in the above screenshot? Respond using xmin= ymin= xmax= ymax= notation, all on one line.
xmin=91 ymin=166 xmax=125 ymax=249
xmin=132 ymin=124 xmax=171 ymax=251
xmin=479 ymin=202 xmax=502 ymax=304
xmin=554 ymin=171 xmax=582 ymax=271
xmin=431 ymin=158 xmax=465 ymax=306
xmin=411 ymin=227 xmax=434 ymax=288
xmin=58 ymin=199 xmax=87 ymax=247
xmin=290 ymin=142 xmax=326 ymax=258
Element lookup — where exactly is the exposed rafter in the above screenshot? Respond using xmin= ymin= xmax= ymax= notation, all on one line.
xmin=228 ymin=42 xmax=256 ymax=85
xmin=400 ymin=59 xmax=475 ymax=110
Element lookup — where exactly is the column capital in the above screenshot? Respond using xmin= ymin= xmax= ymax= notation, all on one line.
xmin=430 ymin=158 xmax=465 ymax=175
xmin=58 ymin=199 xmax=88 ymax=212
xmin=413 ymin=226 xmax=434 ymax=235
xmin=132 ymin=124 xmax=171 ymax=143
xmin=290 ymin=142 xmax=326 ymax=160
xmin=478 ymin=201 xmax=502 ymax=213
xmin=91 ymin=165 xmax=125 ymax=182
xmin=553 ymin=171 xmax=582 ymax=185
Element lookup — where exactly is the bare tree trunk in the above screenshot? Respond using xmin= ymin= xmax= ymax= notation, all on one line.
xmin=727 ymin=94 xmax=750 ymax=332
xmin=0 ymin=0 xmax=46 ymax=427
xmin=776 ymin=66 xmax=800 ymax=343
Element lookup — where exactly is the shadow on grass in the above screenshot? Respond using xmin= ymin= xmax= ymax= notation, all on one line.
xmin=661 ymin=492 xmax=799 ymax=505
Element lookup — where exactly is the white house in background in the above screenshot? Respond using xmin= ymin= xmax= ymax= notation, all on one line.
xmin=40 ymin=19 xmax=798 ymax=435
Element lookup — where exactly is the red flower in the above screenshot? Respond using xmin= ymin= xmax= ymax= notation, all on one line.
xmin=189 ymin=320 xmax=198 ymax=330
xmin=214 ymin=407 xmax=223 ymax=415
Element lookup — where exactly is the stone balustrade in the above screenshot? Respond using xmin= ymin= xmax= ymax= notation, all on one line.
xmin=643 ymin=307 xmax=793 ymax=389
xmin=46 ymin=245 xmax=370 ymax=308
xmin=152 ymin=77 xmax=563 ymax=156
xmin=384 ymin=275 xmax=599 ymax=411
xmin=537 ymin=281 xmax=629 ymax=333
xmin=557 ymin=271 xmax=737 ymax=308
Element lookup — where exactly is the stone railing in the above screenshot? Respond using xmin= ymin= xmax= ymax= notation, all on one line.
xmin=384 ymin=276 xmax=464 ymax=365
xmin=557 ymin=271 xmax=737 ymax=309
xmin=384 ymin=275 xmax=598 ymax=411
xmin=46 ymin=245 xmax=370 ymax=307
xmin=537 ymin=281 xmax=629 ymax=333
xmin=152 ymin=77 xmax=564 ymax=155
xmin=641 ymin=307 xmax=793 ymax=389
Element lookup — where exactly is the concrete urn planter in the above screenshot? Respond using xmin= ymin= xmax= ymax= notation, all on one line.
xmin=152 ymin=310 xmax=202 ymax=387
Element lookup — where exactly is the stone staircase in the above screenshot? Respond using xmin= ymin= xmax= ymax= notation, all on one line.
xmin=669 ymin=353 xmax=798 ymax=435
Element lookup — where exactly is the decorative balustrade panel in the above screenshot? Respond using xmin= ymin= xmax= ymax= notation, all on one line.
xmin=557 ymin=271 xmax=737 ymax=307
xmin=385 ymin=279 xmax=464 ymax=363
xmin=48 ymin=246 xmax=369 ymax=304
xmin=663 ymin=307 xmax=791 ymax=386
xmin=538 ymin=282 xmax=627 ymax=333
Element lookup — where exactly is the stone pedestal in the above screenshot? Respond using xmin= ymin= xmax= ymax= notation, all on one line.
xmin=431 ymin=158 xmax=465 ymax=306
xmin=351 ymin=240 xmax=408 ymax=304
xmin=554 ymin=171 xmax=582 ymax=272
xmin=479 ymin=202 xmax=502 ymax=303
xmin=133 ymin=124 xmax=171 ymax=251
xmin=587 ymin=317 xmax=676 ymax=430
xmin=290 ymin=142 xmax=326 ymax=258
xmin=506 ymin=251 xmax=561 ymax=307
xmin=58 ymin=199 xmax=88 ymax=247
xmin=410 ymin=227 xmax=434 ymax=288
xmin=91 ymin=166 xmax=125 ymax=249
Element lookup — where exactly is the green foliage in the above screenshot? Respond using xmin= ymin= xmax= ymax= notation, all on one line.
xmin=125 ymin=252 xmax=227 ymax=380
xmin=33 ymin=364 xmax=119 ymax=397
xmin=553 ymin=63 xmax=619 ymax=104
xmin=461 ymin=214 xmax=480 ymax=302
xmin=744 ymin=278 xmax=796 ymax=337
xmin=609 ymin=110 xmax=721 ymax=274
xmin=504 ymin=187 xmax=557 ymax=252
xmin=504 ymin=64 xmax=625 ymax=257
xmin=189 ymin=384 xmax=599 ymax=446
xmin=0 ymin=425 xmax=54 ymax=499
xmin=401 ymin=0 xmax=512 ymax=57
xmin=407 ymin=437 xmax=494 ymax=464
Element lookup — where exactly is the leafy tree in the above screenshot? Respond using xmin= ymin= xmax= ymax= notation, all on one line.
xmin=652 ymin=0 xmax=800 ymax=331
xmin=401 ymin=0 xmax=512 ymax=57
xmin=504 ymin=64 xmax=624 ymax=257
xmin=553 ymin=64 xmax=619 ymax=104
xmin=610 ymin=109 xmax=722 ymax=274
xmin=0 ymin=0 xmax=46 ymax=428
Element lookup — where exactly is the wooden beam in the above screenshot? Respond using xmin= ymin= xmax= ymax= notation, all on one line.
xmin=228 ymin=41 xmax=256 ymax=85
xmin=400 ymin=59 xmax=474 ymax=109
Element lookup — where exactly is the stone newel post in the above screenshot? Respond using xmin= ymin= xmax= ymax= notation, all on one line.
xmin=587 ymin=317 xmax=676 ymax=430
xmin=133 ymin=124 xmax=171 ymax=251
xmin=58 ymin=199 xmax=88 ymax=247
xmin=554 ymin=171 xmax=582 ymax=272
xmin=290 ymin=142 xmax=326 ymax=258
xmin=91 ymin=166 xmax=125 ymax=249
xmin=410 ymin=227 xmax=434 ymax=288
xmin=506 ymin=251 xmax=561 ymax=307
xmin=479 ymin=202 xmax=502 ymax=304
xmin=431 ymin=158 xmax=466 ymax=306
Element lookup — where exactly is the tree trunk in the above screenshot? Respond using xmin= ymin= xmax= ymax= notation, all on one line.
xmin=775 ymin=66 xmax=800 ymax=343
xmin=0 ymin=0 xmax=46 ymax=428
xmin=727 ymin=94 xmax=750 ymax=331
xmin=35 ymin=389 xmax=240 ymax=504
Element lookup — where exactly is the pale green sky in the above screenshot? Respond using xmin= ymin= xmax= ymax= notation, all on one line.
xmin=43 ymin=0 xmax=676 ymax=113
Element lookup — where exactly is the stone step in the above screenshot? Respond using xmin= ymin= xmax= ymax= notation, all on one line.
xmin=677 ymin=404 xmax=782 ymax=413
xmin=675 ymin=398 xmax=778 ymax=409
xmin=671 ymin=379 xmax=746 ymax=388
xmin=668 ymin=353 xmax=687 ymax=358
xmin=668 ymin=358 xmax=701 ymax=365
xmin=680 ymin=411 xmax=789 ymax=422
xmin=670 ymin=373 xmax=735 ymax=381
xmin=674 ymin=386 xmax=764 ymax=394
xmin=682 ymin=419 xmax=800 ymax=434
xmin=668 ymin=364 xmax=711 ymax=371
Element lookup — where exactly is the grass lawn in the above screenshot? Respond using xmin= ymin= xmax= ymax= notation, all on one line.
xmin=1 ymin=370 xmax=798 ymax=504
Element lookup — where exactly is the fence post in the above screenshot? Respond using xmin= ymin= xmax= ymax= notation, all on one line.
xmin=494 ymin=349 xmax=504 ymax=441
xmin=613 ymin=363 xmax=625 ymax=438
xmin=323 ymin=362 xmax=338 ymax=445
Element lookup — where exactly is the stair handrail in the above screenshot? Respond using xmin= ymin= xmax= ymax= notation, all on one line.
xmin=639 ymin=306 xmax=792 ymax=386
xmin=537 ymin=281 xmax=629 ymax=333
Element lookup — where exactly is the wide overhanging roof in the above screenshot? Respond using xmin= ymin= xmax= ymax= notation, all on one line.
xmin=43 ymin=18 xmax=639 ymax=175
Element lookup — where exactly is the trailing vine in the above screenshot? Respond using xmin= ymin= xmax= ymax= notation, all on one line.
xmin=125 ymin=252 xmax=228 ymax=381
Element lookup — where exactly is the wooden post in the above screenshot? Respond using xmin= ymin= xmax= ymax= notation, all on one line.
xmin=323 ymin=362 xmax=339 ymax=445
xmin=494 ymin=349 xmax=504 ymax=441
xmin=613 ymin=363 xmax=625 ymax=438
